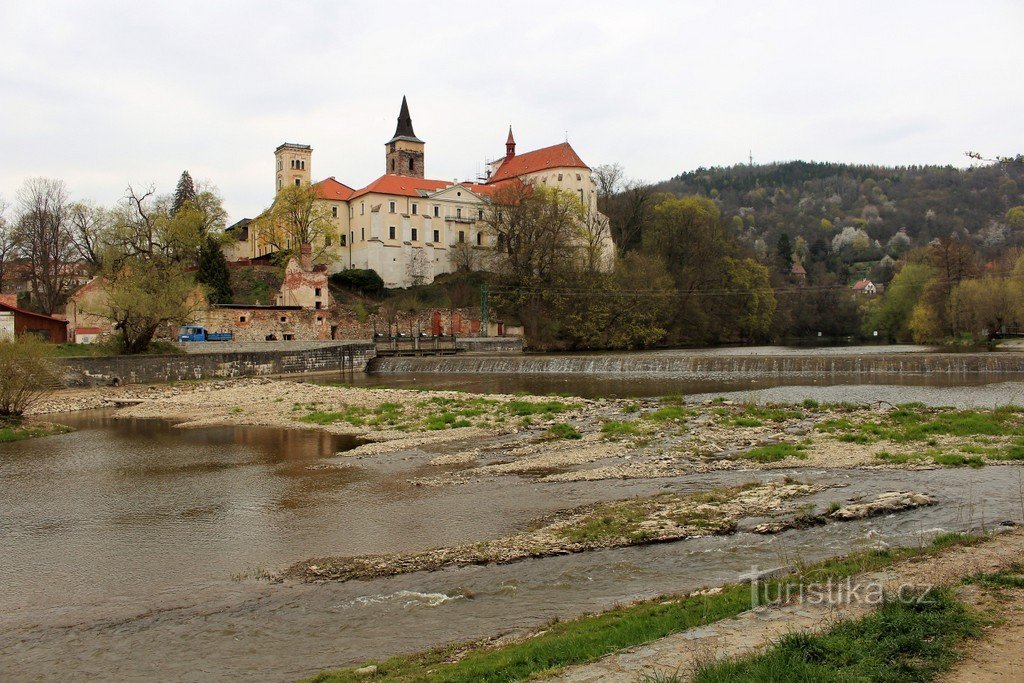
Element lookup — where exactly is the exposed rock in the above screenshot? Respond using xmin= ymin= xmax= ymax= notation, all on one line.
xmin=829 ymin=491 xmax=934 ymax=520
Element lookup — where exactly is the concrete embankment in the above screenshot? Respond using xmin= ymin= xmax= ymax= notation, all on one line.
xmin=59 ymin=341 xmax=376 ymax=387
xmin=370 ymin=351 xmax=1024 ymax=378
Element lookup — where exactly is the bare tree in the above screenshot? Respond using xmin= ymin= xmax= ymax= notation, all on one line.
xmin=69 ymin=200 xmax=112 ymax=274
xmin=14 ymin=178 xmax=76 ymax=314
xmin=592 ymin=163 xmax=653 ymax=253
xmin=0 ymin=198 xmax=16 ymax=293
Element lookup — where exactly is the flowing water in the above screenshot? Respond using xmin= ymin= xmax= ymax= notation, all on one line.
xmin=5 ymin=348 xmax=1024 ymax=680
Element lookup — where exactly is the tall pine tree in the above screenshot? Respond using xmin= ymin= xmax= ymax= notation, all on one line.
xmin=171 ymin=171 xmax=197 ymax=216
xmin=197 ymin=236 xmax=232 ymax=304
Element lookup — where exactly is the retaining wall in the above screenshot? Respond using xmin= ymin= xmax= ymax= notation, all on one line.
xmin=60 ymin=343 xmax=376 ymax=387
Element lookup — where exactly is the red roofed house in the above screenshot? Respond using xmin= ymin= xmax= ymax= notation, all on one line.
xmin=852 ymin=279 xmax=878 ymax=295
xmin=0 ymin=300 xmax=68 ymax=343
xmin=230 ymin=96 xmax=612 ymax=287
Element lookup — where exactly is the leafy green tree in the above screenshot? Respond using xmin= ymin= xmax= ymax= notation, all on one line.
xmin=252 ymin=184 xmax=336 ymax=262
xmin=720 ymin=257 xmax=776 ymax=339
xmin=1006 ymin=206 xmax=1024 ymax=230
xmin=94 ymin=185 xmax=208 ymax=353
xmin=863 ymin=263 xmax=936 ymax=341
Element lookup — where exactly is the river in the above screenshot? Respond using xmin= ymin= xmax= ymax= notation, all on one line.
xmin=3 ymin=347 xmax=1024 ymax=680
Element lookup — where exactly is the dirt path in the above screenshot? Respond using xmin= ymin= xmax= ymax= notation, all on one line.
xmin=941 ymin=585 xmax=1024 ymax=682
xmin=554 ymin=529 xmax=1024 ymax=682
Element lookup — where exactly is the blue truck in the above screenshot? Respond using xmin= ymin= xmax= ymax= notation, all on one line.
xmin=177 ymin=325 xmax=233 ymax=342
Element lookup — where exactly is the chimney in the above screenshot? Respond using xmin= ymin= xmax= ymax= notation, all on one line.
xmin=300 ymin=243 xmax=312 ymax=272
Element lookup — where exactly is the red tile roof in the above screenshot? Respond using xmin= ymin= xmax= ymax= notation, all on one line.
xmin=852 ymin=279 xmax=873 ymax=290
xmin=487 ymin=142 xmax=589 ymax=183
xmin=0 ymin=300 xmax=69 ymax=324
xmin=349 ymin=175 xmax=497 ymax=200
xmin=314 ymin=177 xmax=356 ymax=201
xmin=75 ymin=327 xmax=102 ymax=334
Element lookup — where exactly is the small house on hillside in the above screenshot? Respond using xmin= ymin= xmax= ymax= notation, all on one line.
xmin=0 ymin=300 xmax=68 ymax=343
xmin=790 ymin=262 xmax=807 ymax=283
xmin=852 ymin=279 xmax=878 ymax=295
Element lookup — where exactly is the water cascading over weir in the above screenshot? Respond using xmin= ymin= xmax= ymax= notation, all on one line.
xmin=368 ymin=352 xmax=1024 ymax=379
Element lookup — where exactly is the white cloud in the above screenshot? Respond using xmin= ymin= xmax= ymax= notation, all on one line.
xmin=0 ymin=0 xmax=1021 ymax=220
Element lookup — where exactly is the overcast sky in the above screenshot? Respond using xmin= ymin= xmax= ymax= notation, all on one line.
xmin=2 ymin=0 xmax=1022 ymax=221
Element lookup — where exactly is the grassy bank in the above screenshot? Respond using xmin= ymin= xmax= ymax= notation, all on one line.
xmin=690 ymin=588 xmax=977 ymax=682
xmin=308 ymin=533 xmax=984 ymax=682
xmin=0 ymin=420 xmax=73 ymax=443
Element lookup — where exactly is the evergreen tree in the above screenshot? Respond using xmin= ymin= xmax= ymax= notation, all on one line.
xmin=171 ymin=171 xmax=197 ymax=216
xmin=776 ymin=233 xmax=793 ymax=271
xmin=196 ymin=236 xmax=232 ymax=304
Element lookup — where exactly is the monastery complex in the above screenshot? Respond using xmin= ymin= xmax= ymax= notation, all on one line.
xmin=226 ymin=97 xmax=612 ymax=288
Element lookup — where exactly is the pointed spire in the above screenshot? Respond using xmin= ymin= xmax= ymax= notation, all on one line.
xmin=505 ymin=126 xmax=516 ymax=159
xmin=389 ymin=95 xmax=422 ymax=142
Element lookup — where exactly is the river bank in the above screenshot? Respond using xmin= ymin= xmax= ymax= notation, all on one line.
xmin=310 ymin=529 xmax=1024 ymax=682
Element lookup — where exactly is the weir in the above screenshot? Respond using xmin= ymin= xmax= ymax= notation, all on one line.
xmin=369 ymin=352 xmax=1024 ymax=378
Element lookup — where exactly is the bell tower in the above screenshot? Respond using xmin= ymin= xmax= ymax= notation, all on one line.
xmin=385 ymin=95 xmax=425 ymax=178
xmin=275 ymin=143 xmax=312 ymax=192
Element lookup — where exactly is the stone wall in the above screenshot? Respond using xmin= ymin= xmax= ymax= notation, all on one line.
xmin=60 ymin=342 xmax=375 ymax=387
xmin=200 ymin=305 xmax=487 ymax=343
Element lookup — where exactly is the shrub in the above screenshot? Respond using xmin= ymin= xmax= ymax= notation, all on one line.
xmin=0 ymin=337 xmax=59 ymax=417
xmin=544 ymin=423 xmax=582 ymax=440
xmin=329 ymin=269 xmax=385 ymax=297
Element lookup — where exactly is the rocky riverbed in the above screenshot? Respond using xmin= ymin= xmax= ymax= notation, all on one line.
xmin=34 ymin=379 xmax=1024 ymax=476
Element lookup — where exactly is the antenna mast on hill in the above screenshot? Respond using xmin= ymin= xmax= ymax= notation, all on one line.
xmin=749 ymin=150 xmax=754 ymax=165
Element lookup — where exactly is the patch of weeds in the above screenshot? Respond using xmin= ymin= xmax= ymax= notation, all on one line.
xmin=543 ymin=423 xmax=582 ymax=440
xmin=963 ymin=568 xmax=1024 ymax=589
xmin=601 ymin=420 xmax=641 ymax=438
xmin=722 ymin=416 xmax=763 ymax=427
xmin=424 ymin=413 xmax=472 ymax=430
xmin=742 ymin=443 xmax=807 ymax=463
xmin=874 ymin=450 xmax=925 ymax=465
xmin=505 ymin=400 xmax=572 ymax=417
xmin=623 ymin=402 xmax=640 ymax=413
xmin=230 ymin=407 xmax=244 ymax=414
xmin=301 ymin=406 xmax=368 ymax=427
xmin=740 ymin=404 xmax=804 ymax=422
xmin=801 ymin=399 xmax=820 ymax=409
xmin=646 ymin=406 xmax=692 ymax=422
xmin=933 ymin=453 xmax=985 ymax=468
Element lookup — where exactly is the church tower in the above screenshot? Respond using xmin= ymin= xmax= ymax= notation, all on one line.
xmin=385 ymin=96 xmax=425 ymax=178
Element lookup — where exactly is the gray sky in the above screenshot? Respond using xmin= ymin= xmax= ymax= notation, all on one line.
xmin=2 ymin=0 xmax=1022 ymax=222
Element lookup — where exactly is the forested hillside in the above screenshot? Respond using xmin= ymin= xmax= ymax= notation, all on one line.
xmin=653 ymin=157 xmax=1024 ymax=262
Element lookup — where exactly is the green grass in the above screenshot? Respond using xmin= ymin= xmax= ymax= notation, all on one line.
xmin=600 ymin=420 xmax=642 ymax=438
xmin=505 ymin=400 xmax=572 ymax=417
xmin=543 ymin=423 xmax=582 ymax=440
xmin=301 ymin=407 xmax=369 ymax=427
xmin=742 ymin=442 xmax=807 ymax=462
xmin=933 ymin=453 xmax=985 ymax=468
xmin=963 ymin=567 xmax=1024 ymax=589
xmin=51 ymin=339 xmax=182 ymax=357
xmin=308 ymin=534 xmax=986 ymax=683
xmin=692 ymin=588 xmax=978 ymax=683
xmin=723 ymin=416 xmax=763 ymax=427
xmin=425 ymin=413 xmax=473 ymax=430
xmin=645 ymin=406 xmax=692 ymax=422
xmin=0 ymin=421 xmax=73 ymax=443
xmin=820 ymin=405 xmax=1024 ymax=446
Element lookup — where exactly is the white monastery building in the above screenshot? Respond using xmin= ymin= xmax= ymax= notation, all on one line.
xmin=226 ymin=97 xmax=613 ymax=288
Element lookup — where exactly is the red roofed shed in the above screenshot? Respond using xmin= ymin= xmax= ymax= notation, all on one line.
xmin=0 ymin=301 xmax=68 ymax=343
